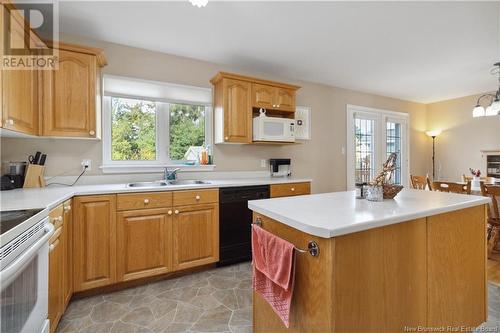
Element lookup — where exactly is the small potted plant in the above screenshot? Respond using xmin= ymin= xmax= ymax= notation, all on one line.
xmin=469 ymin=168 xmax=481 ymax=188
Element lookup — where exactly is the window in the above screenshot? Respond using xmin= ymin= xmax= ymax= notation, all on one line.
xmin=347 ymin=105 xmax=409 ymax=189
xmin=102 ymin=76 xmax=213 ymax=172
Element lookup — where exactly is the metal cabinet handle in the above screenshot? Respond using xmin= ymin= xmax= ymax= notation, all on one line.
xmin=144 ymin=199 xmax=150 ymax=204
xmin=195 ymin=195 xmax=200 ymax=200
xmin=64 ymin=205 xmax=71 ymax=212
xmin=291 ymin=187 xmax=295 ymax=191
xmin=174 ymin=210 xmax=179 ymax=215
xmin=89 ymin=130 xmax=95 ymax=136
xmin=49 ymin=239 xmax=60 ymax=252
xmin=224 ymin=136 xmax=229 ymax=141
xmin=168 ymin=210 xmax=172 ymax=215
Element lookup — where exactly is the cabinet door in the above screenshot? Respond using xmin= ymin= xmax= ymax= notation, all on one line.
xmin=117 ymin=208 xmax=173 ymax=281
xmin=274 ymin=88 xmax=295 ymax=112
xmin=2 ymin=69 xmax=39 ymax=135
xmin=48 ymin=235 xmax=63 ymax=333
xmin=173 ymin=203 xmax=219 ymax=270
xmin=252 ymin=83 xmax=275 ymax=109
xmin=73 ymin=195 xmax=116 ymax=291
xmin=42 ymin=49 xmax=97 ymax=137
xmin=62 ymin=200 xmax=73 ymax=309
xmin=222 ymin=78 xmax=252 ymax=143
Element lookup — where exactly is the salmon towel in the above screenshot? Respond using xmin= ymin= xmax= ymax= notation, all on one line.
xmin=251 ymin=224 xmax=295 ymax=327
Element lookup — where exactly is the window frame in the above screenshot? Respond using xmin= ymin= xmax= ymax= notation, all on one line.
xmin=101 ymin=94 xmax=214 ymax=173
xmin=346 ymin=105 xmax=410 ymax=190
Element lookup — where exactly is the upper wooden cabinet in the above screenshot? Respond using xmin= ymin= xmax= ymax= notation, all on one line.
xmin=1 ymin=15 xmax=39 ymax=135
xmin=252 ymin=84 xmax=296 ymax=112
xmin=41 ymin=43 xmax=107 ymax=138
xmin=73 ymin=195 xmax=116 ymax=292
xmin=270 ymin=182 xmax=311 ymax=198
xmin=211 ymin=72 xmax=300 ymax=144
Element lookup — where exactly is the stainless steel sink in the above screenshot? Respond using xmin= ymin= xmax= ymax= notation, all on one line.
xmin=126 ymin=180 xmax=211 ymax=188
xmin=168 ymin=180 xmax=211 ymax=185
xmin=126 ymin=181 xmax=168 ymax=188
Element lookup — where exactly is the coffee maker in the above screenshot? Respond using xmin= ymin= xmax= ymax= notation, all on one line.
xmin=269 ymin=159 xmax=291 ymax=177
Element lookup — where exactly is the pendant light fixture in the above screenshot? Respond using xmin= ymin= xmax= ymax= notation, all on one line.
xmin=472 ymin=62 xmax=500 ymax=117
xmin=189 ymin=0 xmax=208 ymax=7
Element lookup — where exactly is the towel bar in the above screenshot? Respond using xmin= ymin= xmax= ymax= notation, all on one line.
xmin=253 ymin=217 xmax=320 ymax=257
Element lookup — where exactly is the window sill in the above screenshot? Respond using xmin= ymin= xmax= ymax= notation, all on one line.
xmin=100 ymin=164 xmax=216 ymax=174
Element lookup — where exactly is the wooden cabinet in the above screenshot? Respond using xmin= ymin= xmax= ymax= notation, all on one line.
xmin=1 ymin=12 xmax=39 ymax=135
xmin=41 ymin=44 xmax=106 ymax=138
xmin=117 ymin=191 xmax=173 ymax=211
xmin=252 ymin=83 xmax=275 ymax=109
xmin=211 ymin=72 xmax=300 ymax=144
xmin=73 ymin=195 xmax=116 ymax=291
xmin=274 ymin=87 xmax=295 ymax=112
xmin=62 ymin=200 xmax=73 ymax=308
xmin=117 ymin=208 xmax=173 ymax=281
xmin=173 ymin=188 xmax=219 ymax=206
xmin=212 ymin=77 xmax=252 ymax=143
xmin=48 ymin=204 xmax=64 ymax=333
xmin=270 ymin=182 xmax=311 ymax=198
xmin=48 ymin=227 xmax=63 ymax=333
xmin=173 ymin=202 xmax=219 ymax=270
xmin=252 ymin=84 xmax=296 ymax=112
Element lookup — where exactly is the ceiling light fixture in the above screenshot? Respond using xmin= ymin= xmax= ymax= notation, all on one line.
xmin=472 ymin=62 xmax=500 ymax=118
xmin=189 ymin=0 xmax=208 ymax=8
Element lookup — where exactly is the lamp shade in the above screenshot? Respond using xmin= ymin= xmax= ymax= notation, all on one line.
xmin=426 ymin=130 xmax=442 ymax=138
xmin=472 ymin=105 xmax=486 ymax=117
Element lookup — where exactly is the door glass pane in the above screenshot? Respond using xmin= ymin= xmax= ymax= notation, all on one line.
xmin=355 ymin=118 xmax=375 ymax=183
xmin=386 ymin=121 xmax=402 ymax=184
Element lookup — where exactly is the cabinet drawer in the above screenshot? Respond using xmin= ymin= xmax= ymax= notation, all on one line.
xmin=49 ymin=204 xmax=64 ymax=228
xmin=117 ymin=192 xmax=173 ymax=211
xmin=173 ymin=189 xmax=219 ymax=206
xmin=270 ymin=182 xmax=311 ymax=198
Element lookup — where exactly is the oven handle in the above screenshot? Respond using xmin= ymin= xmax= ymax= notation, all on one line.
xmin=0 ymin=223 xmax=54 ymax=288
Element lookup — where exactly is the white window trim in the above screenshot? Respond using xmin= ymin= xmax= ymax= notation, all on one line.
xmin=101 ymin=95 xmax=215 ymax=174
xmin=346 ymin=104 xmax=410 ymax=190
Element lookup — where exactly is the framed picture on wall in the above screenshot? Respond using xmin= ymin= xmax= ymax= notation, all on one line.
xmin=295 ymin=106 xmax=311 ymax=140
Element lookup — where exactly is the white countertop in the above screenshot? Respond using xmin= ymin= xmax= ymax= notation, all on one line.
xmin=248 ymin=188 xmax=490 ymax=238
xmin=0 ymin=177 xmax=311 ymax=211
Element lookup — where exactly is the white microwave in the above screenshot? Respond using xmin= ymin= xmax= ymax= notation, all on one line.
xmin=253 ymin=113 xmax=295 ymax=142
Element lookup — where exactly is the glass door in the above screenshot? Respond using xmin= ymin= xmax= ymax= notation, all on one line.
xmin=347 ymin=106 xmax=409 ymax=189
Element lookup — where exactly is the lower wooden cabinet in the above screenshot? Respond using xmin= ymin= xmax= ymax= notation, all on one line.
xmin=117 ymin=208 xmax=173 ymax=281
xmin=48 ymin=206 xmax=64 ymax=333
xmin=270 ymin=182 xmax=311 ymax=198
xmin=62 ymin=200 xmax=73 ymax=308
xmin=73 ymin=195 xmax=117 ymax=291
xmin=173 ymin=203 xmax=219 ymax=270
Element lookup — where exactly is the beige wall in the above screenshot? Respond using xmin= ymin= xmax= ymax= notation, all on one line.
xmin=1 ymin=35 xmax=429 ymax=193
xmin=426 ymin=93 xmax=500 ymax=181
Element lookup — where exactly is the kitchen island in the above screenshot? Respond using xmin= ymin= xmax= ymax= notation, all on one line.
xmin=248 ymin=189 xmax=490 ymax=333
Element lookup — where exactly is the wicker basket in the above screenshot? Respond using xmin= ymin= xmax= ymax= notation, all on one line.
xmin=382 ymin=184 xmax=404 ymax=199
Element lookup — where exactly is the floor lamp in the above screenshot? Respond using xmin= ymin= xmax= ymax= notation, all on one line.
xmin=426 ymin=130 xmax=442 ymax=180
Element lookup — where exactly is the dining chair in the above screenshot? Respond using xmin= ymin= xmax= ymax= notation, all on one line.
xmin=462 ymin=175 xmax=495 ymax=183
xmin=480 ymin=183 xmax=500 ymax=257
xmin=410 ymin=175 xmax=432 ymax=190
xmin=431 ymin=181 xmax=471 ymax=194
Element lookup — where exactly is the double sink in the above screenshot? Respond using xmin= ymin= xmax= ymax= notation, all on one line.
xmin=127 ymin=180 xmax=211 ymax=188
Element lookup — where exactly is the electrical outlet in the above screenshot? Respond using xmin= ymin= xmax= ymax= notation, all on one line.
xmin=81 ymin=159 xmax=92 ymax=171
xmin=260 ymin=159 xmax=267 ymax=168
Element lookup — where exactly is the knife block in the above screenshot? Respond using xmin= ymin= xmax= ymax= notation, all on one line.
xmin=23 ymin=164 xmax=46 ymax=188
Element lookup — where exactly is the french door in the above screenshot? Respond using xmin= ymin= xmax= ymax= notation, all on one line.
xmin=347 ymin=105 xmax=409 ymax=189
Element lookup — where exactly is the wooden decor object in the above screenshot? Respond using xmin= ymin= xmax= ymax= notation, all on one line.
xmin=371 ymin=153 xmax=403 ymax=199
xmin=23 ymin=164 xmax=45 ymax=188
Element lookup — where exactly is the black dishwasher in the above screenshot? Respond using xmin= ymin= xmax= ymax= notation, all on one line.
xmin=218 ymin=185 xmax=270 ymax=266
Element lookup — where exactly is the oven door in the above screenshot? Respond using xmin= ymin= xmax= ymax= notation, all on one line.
xmin=1 ymin=222 xmax=53 ymax=333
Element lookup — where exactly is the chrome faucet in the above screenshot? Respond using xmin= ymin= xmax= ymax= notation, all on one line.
xmin=164 ymin=168 xmax=181 ymax=182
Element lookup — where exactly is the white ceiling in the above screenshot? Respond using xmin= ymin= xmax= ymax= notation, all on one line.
xmin=56 ymin=1 xmax=500 ymax=103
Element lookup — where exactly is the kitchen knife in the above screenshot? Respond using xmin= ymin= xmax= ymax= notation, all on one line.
xmin=39 ymin=154 xmax=47 ymax=166
xmin=32 ymin=151 xmax=41 ymax=165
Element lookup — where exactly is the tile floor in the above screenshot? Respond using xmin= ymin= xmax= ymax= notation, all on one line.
xmin=57 ymin=260 xmax=500 ymax=333
xmin=56 ymin=262 xmax=252 ymax=333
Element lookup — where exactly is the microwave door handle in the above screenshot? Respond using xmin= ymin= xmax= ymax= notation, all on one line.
xmin=0 ymin=223 xmax=54 ymax=289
